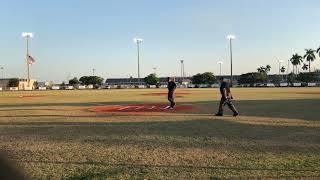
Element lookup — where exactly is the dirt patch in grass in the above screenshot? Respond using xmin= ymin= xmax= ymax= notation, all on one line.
xmin=16 ymin=95 xmax=46 ymax=99
xmin=295 ymin=92 xmax=320 ymax=95
xmin=91 ymin=104 xmax=195 ymax=113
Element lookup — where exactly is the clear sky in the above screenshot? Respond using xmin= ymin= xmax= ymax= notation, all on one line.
xmin=0 ymin=0 xmax=320 ymax=82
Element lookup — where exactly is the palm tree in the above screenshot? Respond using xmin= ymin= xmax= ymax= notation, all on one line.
xmin=280 ymin=66 xmax=286 ymax=81
xmin=257 ymin=65 xmax=271 ymax=74
xmin=290 ymin=54 xmax=303 ymax=75
xmin=257 ymin=67 xmax=265 ymax=74
xmin=302 ymin=63 xmax=309 ymax=71
xmin=303 ymin=49 xmax=316 ymax=72
xmin=265 ymin=65 xmax=271 ymax=74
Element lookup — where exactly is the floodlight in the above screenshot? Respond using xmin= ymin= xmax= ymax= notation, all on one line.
xmin=227 ymin=35 xmax=236 ymax=40
xmin=22 ymin=32 xmax=34 ymax=38
xmin=133 ymin=38 xmax=143 ymax=44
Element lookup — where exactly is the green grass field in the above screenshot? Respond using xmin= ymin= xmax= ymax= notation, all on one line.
xmin=0 ymin=88 xmax=319 ymax=179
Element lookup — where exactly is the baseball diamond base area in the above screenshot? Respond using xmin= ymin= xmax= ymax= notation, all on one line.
xmin=0 ymin=88 xmax=319 ymax=179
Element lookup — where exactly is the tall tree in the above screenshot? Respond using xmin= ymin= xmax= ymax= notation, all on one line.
xmin=79 ymin=76 xmax=104 ymax=86
xmin=201 ymin=72 xmax=217 ymax=85
xmin=287 ymin=72 xmax=296 ymax=83
xmin=290 ymin=54 xmax=303 ymax=75
xmin=317 ymin=47 xmax=320 ymax=57
xmin=8 ymin=78 xmax=19 ymax=87
xmin=144 ymin=74 xmax=159 ymax=85
xmin=257 ymin=67 xmax=265 ymax=74
xmin=238 ymin=72 xmax=267 ymax=84
xmin=280 ymin=66 xmax=286 ymax=81
xmin=257 ymin=65 xmax=271 ymax=75
xmin=257 ymin=64 xmax=271 ymax=80
xmin=69 ymin=77 xmax=80 ymax=85
xmin=192 ymin=73 xmax=204 ymax=85
xmin=296 ymin=72 xmax=317 ymax=83
xmin=302 ymin=63 xmax=309 ymax=71
xmin=303 ymin=49 xmax=316 ymax=72
xmin=265 ymin=65 xmax=271 ymax=74
xmin=192 ymin=72 xmax=216 ymax=85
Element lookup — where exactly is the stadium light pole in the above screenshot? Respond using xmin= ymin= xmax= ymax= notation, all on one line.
xmin=133 ymin=38 xmax=143 ymax=84
xmin=180 ymin=60 xmax=185 ymax=82
xmin=227 ymin=35 xmax=236 ymax=86
xmin=217 ymin=61 xmax=223 ymax=76
xmin=287 ymin=59 xmax=290 ymax=82
xmin=92 ymin=68 xmax=96 ymax=76
xmin=0 ymin=66 xmax=4 ymax=79
xmin=22 ymin=32 xmax=34 ymax=87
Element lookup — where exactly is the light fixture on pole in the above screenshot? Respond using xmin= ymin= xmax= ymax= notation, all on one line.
xmin=217 ymin=61 xmax=223 ymax=76
xmin=22 ymin=32 xmax=34 ymax=87
xmin=227 ymin=35 xmax=236 ymax=86
xmin=133 ymin=38 xmax=143 ymax=83
xmin=153 ymin=67 xmax=157 ymax=75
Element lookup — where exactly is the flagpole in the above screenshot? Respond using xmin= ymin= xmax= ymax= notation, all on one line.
xmin=26 ymin=36 xmax=30 ymax=87
xmin=22 ymin=32 xmax=33 ymax=89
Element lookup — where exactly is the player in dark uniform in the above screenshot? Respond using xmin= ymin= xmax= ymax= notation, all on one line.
xmin=215 ymin=77 xmax=239 ymax=116
xmin=167 ymin=77 xmax=177 ymax=109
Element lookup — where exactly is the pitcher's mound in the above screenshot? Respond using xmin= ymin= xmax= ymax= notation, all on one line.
xmin=91 ymin=104 xmax=195 ymax=113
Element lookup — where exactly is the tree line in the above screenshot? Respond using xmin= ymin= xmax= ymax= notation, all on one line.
xmin=68 ymin=76 xmax=104 ymax=86
xmin=143 ymin=72 xmax=217 ymax=86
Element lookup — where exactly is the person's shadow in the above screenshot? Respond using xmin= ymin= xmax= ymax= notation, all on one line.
xmin=0 ymin=152 xmax=27 ymax=180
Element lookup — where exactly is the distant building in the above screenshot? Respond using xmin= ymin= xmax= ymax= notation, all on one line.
xmin=0 ymin=78 xmax=37 ymax=90
xmin=105 ymin=76 xmax=240 ymax=86
xmin=18 ymin=79 xmax=37 ymax=90
xmin=37 ymin=81 xmax=54 ymax=87
xmin=105 ymin=77 xmax=193 ymax=86
xmin=0 ymin=79 xmax=9 ymax=89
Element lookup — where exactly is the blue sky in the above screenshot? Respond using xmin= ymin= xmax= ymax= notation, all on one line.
xmin=0 ymin=0 xmax=320 ymax=82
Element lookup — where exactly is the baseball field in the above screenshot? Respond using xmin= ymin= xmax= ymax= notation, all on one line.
xmin=0 ymin=88 xmax=319 ymax=179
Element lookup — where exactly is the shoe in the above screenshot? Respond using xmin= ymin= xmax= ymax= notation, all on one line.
xmin=233 ymin=112 xmax=239 ymax=117
xmin=215 ymin=113 xmax=223 ymax=116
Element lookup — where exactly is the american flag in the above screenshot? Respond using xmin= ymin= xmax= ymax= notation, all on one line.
xmin=27 ymin=55 xmax=35 ymax=65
